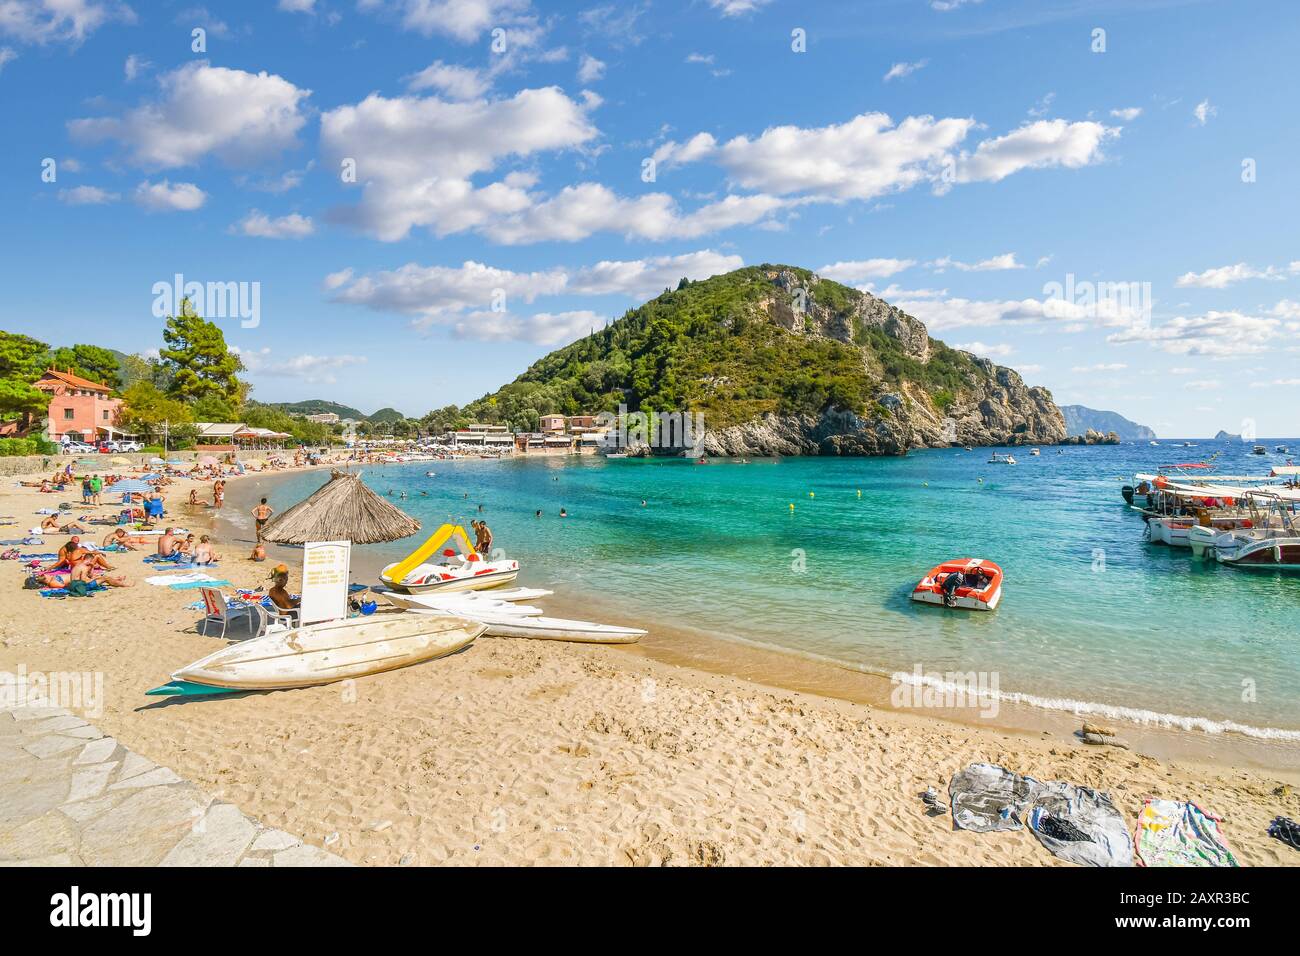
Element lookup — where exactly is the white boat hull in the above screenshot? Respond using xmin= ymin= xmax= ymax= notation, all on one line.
xmin=173 ymin=613 xmax=483 ymax=690
xmin=1147 ymin=516 xmax=1195 ymax=547
xmin=474 ymin=613 xmax=646 ymax=643
xmin=385 ymin=593 xmax=546 ymax=617
xmin=380 ymin=561 xmax=519 ymax=594
xmin=911 ymin=585 xmax=1002 ymax=611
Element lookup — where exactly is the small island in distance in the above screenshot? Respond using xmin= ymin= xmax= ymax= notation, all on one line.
xmin=1060 ymin=405 xmax=1156 ymax=442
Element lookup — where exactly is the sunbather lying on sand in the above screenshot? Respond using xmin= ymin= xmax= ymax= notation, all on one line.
xmin=41 ymin=513 xmax=87 ymax=534
xmin=102 ymin=528 xmax=150 ymax=550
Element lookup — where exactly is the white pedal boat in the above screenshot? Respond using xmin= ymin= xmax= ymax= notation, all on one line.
xmin=380 ymin=552 xmax=519 ymax=593
xmin=379 ymin=523 xmax=519 ymax=594
xmin=167 ymin=613 xmax=483 ymax=691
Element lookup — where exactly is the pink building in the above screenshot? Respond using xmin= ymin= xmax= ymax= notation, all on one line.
xmin=36 ymin=368 xmax=124 ymax=444
xmin=540 ymin=414 xmax=567 ymax=433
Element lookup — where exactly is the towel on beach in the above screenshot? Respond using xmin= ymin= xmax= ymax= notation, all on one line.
xmin=948 ymin=763 xmax=1038 ymax=832
xmin=169 ymin=578 xmax=233 ymax=590
xmin=1135 ymin=798 xmax=1238 ymax=867
xmin=145 ymin=571 xmax=220 ymax=587
xmin=949 ymin=763 xmax=1133 ymax=866
xmin=40 ymin=581 xmax=106 ymax=598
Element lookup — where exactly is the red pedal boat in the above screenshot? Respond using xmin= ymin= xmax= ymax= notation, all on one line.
xmin=911 ymin=558 xmax=1003 ymax=611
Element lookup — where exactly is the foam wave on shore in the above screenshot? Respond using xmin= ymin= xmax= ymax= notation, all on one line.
xmin=890 ymin=669 xmax=1300 ymax=741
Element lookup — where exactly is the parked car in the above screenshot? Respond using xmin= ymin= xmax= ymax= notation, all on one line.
xmin=61 ymin=441 xmax=94 ymax=454
xmin=115 ymin=441 xmax=143 ymax=453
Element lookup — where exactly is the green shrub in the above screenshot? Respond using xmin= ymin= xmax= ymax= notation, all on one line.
xmin=0 ymin=437 xmax=57 ymax=456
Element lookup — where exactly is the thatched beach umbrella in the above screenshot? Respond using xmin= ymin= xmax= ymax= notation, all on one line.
xmin=260 ymin=470 xmax=421 ymax=545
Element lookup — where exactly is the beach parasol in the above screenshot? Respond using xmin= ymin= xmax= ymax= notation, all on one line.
xmin=260 ymin=470 xmax=421 ymax=545
xmin=198 ymin=455 xmax=219 ymax=466
xmin=110 ymin=456 xmax=132 ymax=466
xmin=109 ymin=479 xmax=154 ymax=495
xmin=149 ymin=457 xmax=165 ymax=464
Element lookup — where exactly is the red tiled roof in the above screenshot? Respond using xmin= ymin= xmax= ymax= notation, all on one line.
xmin=36 ymin=368 xmax=113 ymax=393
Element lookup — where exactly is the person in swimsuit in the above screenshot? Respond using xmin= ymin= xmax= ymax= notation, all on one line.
xmin=102 ymin=528 xmax=149 ymax=550
xmin=41 ymin=513 xmax=87 ymax=534
xmin=252 ymin=498 xmax=273 ymax=543
xmin=193 ymin=535 xmax=220 ymax=565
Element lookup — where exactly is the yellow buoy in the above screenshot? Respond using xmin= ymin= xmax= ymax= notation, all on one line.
xmin=789 ymin=503 xmax=795 ymax=511
xmin=808 ymin=491 xmax=815 ymax=498
xmin=856 ymin=489 xmax=861 ymax=498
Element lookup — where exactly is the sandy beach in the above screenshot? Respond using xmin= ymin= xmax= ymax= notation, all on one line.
xmin=2 ymin=462 xmax=1297 ymax=866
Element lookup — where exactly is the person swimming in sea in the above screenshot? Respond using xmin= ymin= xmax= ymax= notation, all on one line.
xmin=534 ymin=510 xmax=542 ymax=518
xmin=559 ymin=508 xmax=568 ymax=517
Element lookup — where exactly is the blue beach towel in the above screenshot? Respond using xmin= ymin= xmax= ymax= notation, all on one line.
xmin=169 ymin=578 xmax=234 ymax=591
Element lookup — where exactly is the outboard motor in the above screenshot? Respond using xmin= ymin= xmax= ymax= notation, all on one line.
xmin=1121 ymin=485 xmax=1135 ymax=506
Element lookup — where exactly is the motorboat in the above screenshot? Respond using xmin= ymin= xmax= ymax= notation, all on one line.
xmin=148 ymin=613 xmax=483 ymax=694
xmin=1146 ymin=512 xmax=1257 ymax=547
xmin=1213 ymin=527 xmax=1300 ymax=569
xmin=1252 ymin=445 xmax=1267 ymax=455
xmin=380 ymin=523 xmax=519 ymax=593
xmin=1030 ymin=448 xmax=1041 ymax=456
xmin=987 ymin=453 xmax=1017 ymax=465
xmin=911 ymin=558 xmax=1003 ymax=611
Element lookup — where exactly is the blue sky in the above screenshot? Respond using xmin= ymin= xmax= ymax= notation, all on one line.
xmin=0 ymin=0 xmax=1296 ymax=437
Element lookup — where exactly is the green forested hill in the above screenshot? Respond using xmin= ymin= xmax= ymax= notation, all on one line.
xmin=269 ymin=399 xmax=367 ymax=420
xmin=463 ymin=264 xmax=986 ymax=432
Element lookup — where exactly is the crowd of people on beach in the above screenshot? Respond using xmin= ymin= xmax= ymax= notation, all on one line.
xmin=5 ymin=450 xmax=345 ymax=602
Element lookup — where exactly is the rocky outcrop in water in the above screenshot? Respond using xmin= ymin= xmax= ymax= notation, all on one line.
xmin=1059 ymin=428 xmax=1121 ymax=446
xmin=700 ymin=270 xmax=1067 ymax=456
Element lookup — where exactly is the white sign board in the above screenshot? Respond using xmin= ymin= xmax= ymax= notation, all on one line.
xmin=299 ymin=540 xmax=351 ymax=625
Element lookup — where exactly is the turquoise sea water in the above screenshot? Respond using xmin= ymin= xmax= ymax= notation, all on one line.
xmin=261 ymin=441 xmax=1300 ymax=739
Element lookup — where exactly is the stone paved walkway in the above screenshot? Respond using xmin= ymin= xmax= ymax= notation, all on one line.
xmin=0 ymin=688 xmax=351 ymax=867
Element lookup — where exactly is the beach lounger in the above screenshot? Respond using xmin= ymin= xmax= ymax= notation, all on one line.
xmin=199 ymin=587 xmax=259 ymax=640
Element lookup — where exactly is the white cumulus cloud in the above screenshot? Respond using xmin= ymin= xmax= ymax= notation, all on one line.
xmin=133 ymin=179 xmax=207 ymax=212
xmin=70 ymin=62 xmax=310 ymax=169
xmin=235 ymin=210 xmax=315 ymax=239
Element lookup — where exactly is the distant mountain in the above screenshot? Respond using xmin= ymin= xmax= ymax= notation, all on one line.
xmin=366 ymin=406 xmax=406 ymax=424
xmin=1060 ymin=405 xmax=1155 ymax=441
xmin=270 ymin=399 xmax=366 ymax=420
xmin=1213 ymin=430 xmax=1242 ymax=442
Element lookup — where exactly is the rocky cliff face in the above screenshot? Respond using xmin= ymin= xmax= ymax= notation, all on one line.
xmin=698 ymin=269 xmax=1067 ymax=456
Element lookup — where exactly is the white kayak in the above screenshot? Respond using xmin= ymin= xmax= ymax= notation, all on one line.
xmin=470 ymin=587 xmax=553 ymax=602
xmin=379 ymin=590 xmax=545 ymax=616
xmin=170 ymin=613 xmax=483 ymax=691
xmin=472 ymin=613 xmax=646 ymax=644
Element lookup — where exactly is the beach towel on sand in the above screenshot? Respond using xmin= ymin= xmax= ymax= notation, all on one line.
xmin=145 ymin=571 xmax=218 ymax=586
xmin=1135 ymin=799 xmax=1238 ymax=867
xmin=948 ymin=763 xmax=1133 ymax=867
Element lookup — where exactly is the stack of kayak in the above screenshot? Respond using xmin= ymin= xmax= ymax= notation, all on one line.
xmin=377 ymin=586 xmax=647 ymax=644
